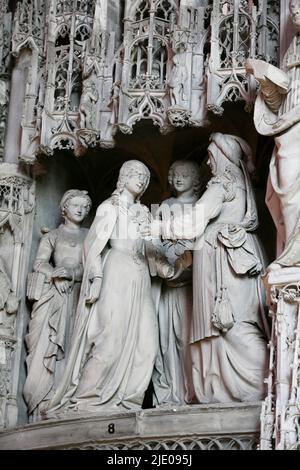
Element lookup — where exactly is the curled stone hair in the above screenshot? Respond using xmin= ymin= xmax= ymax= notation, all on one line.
xmin=60 ymin=189 xmax=92 ymax=217
xmin=113 ymin=160 xmax=151 ymax=200
xmin=168 ymin=160 xmax=201 ymax=197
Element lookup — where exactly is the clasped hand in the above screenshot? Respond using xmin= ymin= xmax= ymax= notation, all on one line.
xmin=140 ymin=219 xmax=162 ymax=240
xmin=52 ymin=267 xmax=73 ymax=295
xmin=139 ymin=220 xmax=152 ymax=239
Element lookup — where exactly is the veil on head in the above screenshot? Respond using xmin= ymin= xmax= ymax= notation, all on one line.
xmin=209 ymin=133 xmax=258 ymax=231
xmin=209 ymin=132 xmax=255 ymax=174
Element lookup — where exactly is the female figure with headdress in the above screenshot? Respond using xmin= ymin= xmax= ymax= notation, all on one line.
xmin=24 ymin=190 xmax=92 ymax=420
xmin=45 ymin=160 xmax=171 ymax=416
xmin=148 ymin=134 xmax=270 ymax=403
xmin=153 ymin=160 xmax=200 ymax=406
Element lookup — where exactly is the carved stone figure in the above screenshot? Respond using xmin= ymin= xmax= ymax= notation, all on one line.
xmin=0 ymin=80 xmax=9 ymax=159
xmin=0 ymin=257 xmax=18 ymax=335
xmin=23 ymin=190 xmax=91 ymax=421
xmin=45 ymin=161 xmax=174 ymax=417
xmin=168 ymin=43 xmax=189 ymax=108
xmin=109 ymin=81 xmax=121 ymax=126
xmin=79 ymin=76 xmax=99 ymax=129
xmin=152 ymin=160 xmax=200 ymax=407
xmin=246 ymin=0 xmax=300 ymax=266
xmin=148 ymin=133 xmax=270 ymax=404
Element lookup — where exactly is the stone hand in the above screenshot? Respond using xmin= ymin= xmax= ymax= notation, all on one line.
xmin=166 ymin=250 xmax=193 ymax=282
xmin=248 ymin=262 xmax=263 ymax=276
xmin=139 ymin=221 xmax=152 ymax=239
xmin=86 ymin=277 xmax=102 ymax=304
xmin=52 ymin=267 xmax=72 ymax=280
xmin=54 ymin=278 xmax=70 ymax=295
xmin=175 ymin=250 xmax=193 ymax=271
xmin=140 ymin=220 xmax=161 ymax=240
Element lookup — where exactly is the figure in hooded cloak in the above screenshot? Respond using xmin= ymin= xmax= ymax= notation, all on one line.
xmin=149 ymin=133 xmax=270 ymax=403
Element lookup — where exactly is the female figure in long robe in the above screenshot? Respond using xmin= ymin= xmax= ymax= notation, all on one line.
xmin=24 ymin=190 xmax=92 ymax=420
xmin=153 ymin=160 xmax=200 ymax=406
xmin=46 ymin=160 xmax=170 ymax=416
xmin=149 ymin=134 xmax=270 ymax=404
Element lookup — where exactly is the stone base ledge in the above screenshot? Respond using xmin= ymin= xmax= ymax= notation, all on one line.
xmin=0 ymin=403 xmax=261 ymax=450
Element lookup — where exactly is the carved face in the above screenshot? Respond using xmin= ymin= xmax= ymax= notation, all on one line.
xmin=125 ymin=168 xmax=149 ymax=198
xmin=64 ymin=196 xmax=90 ymax=224
xmin=290 ymin=0 xmax=300 ymax=28
xmin=171 ymin=165 xmax=194 ymax=194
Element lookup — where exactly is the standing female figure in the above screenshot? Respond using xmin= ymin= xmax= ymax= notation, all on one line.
xmin=46 ymin=160 xmax=169 ymax=415
xmin=24 ymin=190 xmax=91 ymax=420
xmin=153 ymin=160 xmax=200 ymax=406
xmin=149 ymin=134 xmax=270 ymax=403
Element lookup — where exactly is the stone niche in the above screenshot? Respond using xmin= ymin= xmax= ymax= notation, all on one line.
xmin=28 ymin=109 xmax=277 ymax=266
xmin=6 ymin=110 xmax=276 ymax=436
xmin=0 ymin=0 xmax=284 ymax=449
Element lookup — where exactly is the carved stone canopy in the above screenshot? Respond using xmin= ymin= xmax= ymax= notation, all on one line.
xmin=5 ymin=0 xmax=279 ymax=162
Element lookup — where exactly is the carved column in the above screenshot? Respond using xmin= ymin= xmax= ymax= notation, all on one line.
xmin=261 ymin=270 xmax=300 ymax=450
xmin=0 ymin=1 xmax=12 ymax=163
xmin=0 ymin=164 xmax=35 ymax=429
xmin=3 ymin=51 xmax=32 ymax=164
xmin=0 ymin=0 xmax=38 ymax=427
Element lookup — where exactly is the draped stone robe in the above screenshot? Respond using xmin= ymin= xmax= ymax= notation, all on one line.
xmin=159 ymin=165 xmax=270 ymax=403
xmin=24 ymin=225 xmax=87 ymax=419
xmin=45 ymin=196 xmax=172 ymax=415
xmin=152 ymin=197 xmax=196 ymax=406
xmin=253 ymin=34 xmax=300 ymax=250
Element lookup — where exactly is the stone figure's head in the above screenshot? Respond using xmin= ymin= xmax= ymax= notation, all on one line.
xmin=207 ymin=133 xmax=254 ymax=176
xmin=60 ymin=189 xmax=92 ymax=225
xmin=114 ymin=160 xmax=150 ymax=200
xmin=175 ymin=41 xmax=187 ymax=54
xmin=168 ymin=160 xmax=201 ymax=197
xmin=290 ymin=0 xmax=300 ymax=30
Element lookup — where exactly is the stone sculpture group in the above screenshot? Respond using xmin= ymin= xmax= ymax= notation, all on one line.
xmin=23 ymin=1 xmax=300 ymax=421
xmin=23 ymin=133 xmax=270 ymax=421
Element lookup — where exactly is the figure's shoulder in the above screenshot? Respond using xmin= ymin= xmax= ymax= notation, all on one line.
xmin=161 ymin=197 xmax=176 ymax=207
xmin=206 ymin=175 xmax=225 ymax=190
xmin=206 ymin=170 xmax=237 ymax=202
xmin=95 ymin=198 xmax=117 ymax=216
xmin=39 ymin=227 xmax=60 ymax=245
